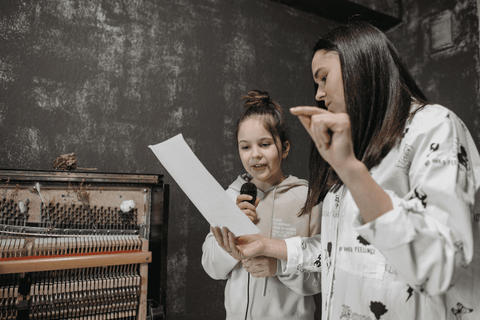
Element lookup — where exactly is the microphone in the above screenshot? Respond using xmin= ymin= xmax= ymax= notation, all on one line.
xmin=240 ymin=182 xmax=257 ymax=205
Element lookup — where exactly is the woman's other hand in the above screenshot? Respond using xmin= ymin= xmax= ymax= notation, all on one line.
xmin=242 ymin=256 xmax=277 ymax=277
xmin=211 ymin=227 xmax=288 ymax=261
xmin=211 ymin=226 xmax=243 ymax=261
xmin=211 ymin=227 xmax=268 ymax=260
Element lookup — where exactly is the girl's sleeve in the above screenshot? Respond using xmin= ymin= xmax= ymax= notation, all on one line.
xmin=201 ymin=187 xmax=240 ymax=280
xmin=276 ymin=204 xmax=322 ymax=295
xmin=354 ymin=109 xmax=480 ymax=296
xmin=201 ymin=231 xmax=239 ymax=280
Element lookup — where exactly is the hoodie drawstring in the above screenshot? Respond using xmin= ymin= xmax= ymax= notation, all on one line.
xmin=263 ymin=186 xmax=278 ymax=296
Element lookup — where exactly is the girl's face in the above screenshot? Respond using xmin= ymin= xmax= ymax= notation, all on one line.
xmin=237 ymin=117 xmax=289 ymax=191
xmin=312 ymin=49 xmax=346 ymax=113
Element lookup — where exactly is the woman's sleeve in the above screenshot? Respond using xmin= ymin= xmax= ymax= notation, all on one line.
xmin=276 ymin=204 xmax=322 ymax=294
xmin=279 ymin=234 xmax=322 ymax=275
xmin=201 ymin=231 xmax=239 ymax=280
xmin=354 ymin=109 xmax=480 ymax=296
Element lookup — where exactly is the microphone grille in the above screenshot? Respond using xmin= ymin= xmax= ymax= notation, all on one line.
xmin=240 ymin=182 xmax=257 ymax=195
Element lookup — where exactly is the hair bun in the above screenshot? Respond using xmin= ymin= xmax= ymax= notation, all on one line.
xmin=242 ymin=89 xmax=271 ymax=106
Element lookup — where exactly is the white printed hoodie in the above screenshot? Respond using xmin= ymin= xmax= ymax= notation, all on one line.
xmin=202 ymin=175 xmax=321 ymax=320
xmin=282 ymin=104 xmax=480 ymax=320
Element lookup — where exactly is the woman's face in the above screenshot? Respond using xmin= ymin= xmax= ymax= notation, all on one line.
xmin=312 ymin=49 xmax=346 ymax=113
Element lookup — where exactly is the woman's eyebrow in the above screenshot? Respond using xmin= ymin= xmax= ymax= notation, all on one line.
xmin=313 ymin=67 xmax=323 ymax=80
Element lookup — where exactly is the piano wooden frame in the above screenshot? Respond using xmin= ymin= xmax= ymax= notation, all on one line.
xmin=0 ymin=169 xmax=169 ymax=320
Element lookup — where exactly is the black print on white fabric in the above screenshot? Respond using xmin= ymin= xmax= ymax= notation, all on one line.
xmin=385 ymin=264 xmax=397 ymax=275
xmin=325 ymin=242 xmax=332 ymax=272
xmin=357 ymin=235 xmax=370 ymax=246
xmin=370 ymin=301 xmax=388 ymax=320
xmin=428 ymin=142 xmax=439 ymax=155
xmin=296 ymin=264 xmax=308 ymax=273
xmin=395 ymin=144 xmax=413 ymax=175
xmin=406 ymin=286 xmax=414 ymax=302
xmin=458 ymin=145 xmax=469 ymax=171
xmin=451 ymin=302 xmax=473 ymax=320
xmin=301 ymin=240 xmax=307 ymax=250
xmin=314 ymin=254 xmax=321 ymax=267
xmin=340 ymin=304 xmax=370 ymax=319
xmin=411 ymin=187 xmax=427 ymax=208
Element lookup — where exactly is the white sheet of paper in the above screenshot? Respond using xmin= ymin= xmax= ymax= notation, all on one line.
xmin=149 ymin=134 xmax=260 ymax=236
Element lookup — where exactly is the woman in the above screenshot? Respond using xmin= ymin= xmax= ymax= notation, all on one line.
xmin=213 ymin=21 xmax=480 ymax=320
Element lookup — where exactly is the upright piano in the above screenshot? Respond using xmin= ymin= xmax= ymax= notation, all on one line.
xmin=0 ymin=169 xmax=169 ymax=320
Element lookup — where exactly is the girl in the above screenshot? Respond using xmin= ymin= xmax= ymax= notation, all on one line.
xmin=202 ymin=90 xmax=321 ymax=320
xmin=214 ymin=22 xmax=480 ymax=320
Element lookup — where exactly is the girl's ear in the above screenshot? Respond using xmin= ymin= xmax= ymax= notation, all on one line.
xmin=282 ymin=141 xmax=290 ymax=159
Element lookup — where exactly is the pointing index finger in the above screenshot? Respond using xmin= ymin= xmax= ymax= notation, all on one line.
xmin=290 ymin=106 xmax=329 ymax=117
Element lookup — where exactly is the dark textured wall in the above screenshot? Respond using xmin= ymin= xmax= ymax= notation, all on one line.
xmin=386 ymin=0 xmax=480 ymax=147
xmin=0 ymin=1 xmax=333 ymax=319
xmin=351 ymin=0 xmax=402 ymax=19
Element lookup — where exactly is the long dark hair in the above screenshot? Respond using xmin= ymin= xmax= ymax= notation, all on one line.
xmin=300 ymin=21 xmax=428 ymax=216
xmin=236 ymin=90 xmax=290 ymax=158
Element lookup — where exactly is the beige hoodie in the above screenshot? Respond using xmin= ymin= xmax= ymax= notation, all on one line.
xmin=202 ymin=175 xmax=321 ymax=320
